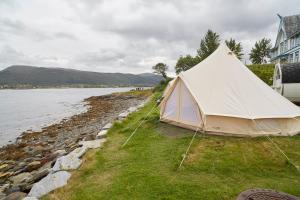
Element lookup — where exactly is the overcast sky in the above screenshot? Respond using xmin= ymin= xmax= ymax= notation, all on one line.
xmin=0 ymin=0 xmax=299 ymax=74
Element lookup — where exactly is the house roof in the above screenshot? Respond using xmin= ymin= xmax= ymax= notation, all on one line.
xmin=281 ymin=63 xmax=300 ymax=83
xmin=283 ymin=14 xmax=300 ymax=38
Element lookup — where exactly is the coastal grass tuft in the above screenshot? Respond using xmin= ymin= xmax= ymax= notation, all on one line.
xmin=44 ymin=92 xmax=300 ymax=200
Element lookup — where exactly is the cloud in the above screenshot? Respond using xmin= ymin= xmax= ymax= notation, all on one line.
xmin=0 ymin=0 xmax=300 ymax=73
xmin=53 ymin=32 xmax=77 ymax=40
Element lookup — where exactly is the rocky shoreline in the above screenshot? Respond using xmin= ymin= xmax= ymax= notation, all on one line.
xmin=0 ymin=90 xmax=151 ymax=199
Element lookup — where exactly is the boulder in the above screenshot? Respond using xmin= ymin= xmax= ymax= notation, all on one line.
xmin=78 ymin=139 xmax=106 ymax=149
xmin=28 ymin=171 xmax=71 ymax=198
xmin=3 ymin=192 xmax=26 ymax=200
xmin=102 ymin=123 xmax=112 ymax=130
xmin=26 ymin=162 xmax=42 ymax=172
xmin=96 ymin=130 xmax=108 ymax=139
xmin=127 ymin=107 xmax=137 ymax=113
xmin=68 ymin=147 xmax=88 ymax=159
xmin=137 ymin=103 xmax=145 ymax=108
xmin=52 ymin=155 xmax=82 ymax=172
xmin=118 ymin=112 xmax=129 ymax=119
xmin=9 ymin=173 xmax=33 ymax=185
xmin=23 ymin=197 xmax=38 ymax=200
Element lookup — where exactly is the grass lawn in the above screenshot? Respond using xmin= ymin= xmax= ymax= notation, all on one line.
xmin=45 ymin=92 xmax=300 ymax=200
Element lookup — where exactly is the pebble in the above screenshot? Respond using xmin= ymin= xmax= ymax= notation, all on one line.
xmin=9 ymin=173 xmax=33 ymax=185
xmin=0 ymin=164 xmax=9 ymax=171
xmin=3 ymin=191 xmax=26 ymax=200
xmin=0 ymin=172 xmax=13 ymax=179
xmin=26 ymin=162 xmax=42 ymax=172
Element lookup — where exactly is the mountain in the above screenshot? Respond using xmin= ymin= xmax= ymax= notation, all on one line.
xmin=0 ymin=65 xmax=163 ymax=88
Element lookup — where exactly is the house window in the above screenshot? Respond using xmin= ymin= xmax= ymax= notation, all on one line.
xmin=289 ymin=54 xmax=294 ymax=63
xmin=295 ymin=51 xmax=299 ymax=63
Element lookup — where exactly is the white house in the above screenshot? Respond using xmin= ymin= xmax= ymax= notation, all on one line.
xmin=270 ymin=14 xmax=300 ymax=63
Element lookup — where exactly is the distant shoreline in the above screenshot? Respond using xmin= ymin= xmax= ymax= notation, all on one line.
xmin=0 ymin=85 xmax=153 ymax=90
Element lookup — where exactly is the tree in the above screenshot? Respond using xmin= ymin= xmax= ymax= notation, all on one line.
xmin=152 ymin=63 xmax=168 ymax=79
xmin=197 ymin=29 xmax=220 ymax=60
xmin=175 ymin=55 xmax=201 ymax=74
xmin=249 ymin=38 xmax=272 ymax=64
xmin=225 ymin=38 xmax=243 ymax=60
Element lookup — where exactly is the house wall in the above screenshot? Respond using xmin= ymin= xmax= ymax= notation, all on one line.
xmin=270 ymin=17 xmax=300 ymax=63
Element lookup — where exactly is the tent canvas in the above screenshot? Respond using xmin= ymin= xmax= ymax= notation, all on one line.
xmin=160 ymin=44 xmax=300 ymax=136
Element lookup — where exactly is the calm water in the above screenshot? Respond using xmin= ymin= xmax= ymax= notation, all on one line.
xmin=0 ymin=88 xmax=133 ymax=147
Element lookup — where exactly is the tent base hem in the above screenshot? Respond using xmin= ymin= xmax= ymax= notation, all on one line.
xmin=160 ymin=118 xmax=299 ymax=137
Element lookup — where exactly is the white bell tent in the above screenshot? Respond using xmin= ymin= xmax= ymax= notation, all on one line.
xmin=160 ymin=44 xmax=300 ymax=136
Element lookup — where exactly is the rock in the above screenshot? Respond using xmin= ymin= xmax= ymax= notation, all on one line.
xmin=26 ymin=162 xmax=42 ymax=172
xmin=0 ymin=183 xmax=10 ymax=193
xmin=0 ymin=193 xmax=5 ymax=199
xmin=37 ymin=162 xmax=52 ymax=174
xmin=52 ymin=155 xmax=82 ymax=172
xmin=0 ymin=172 xmax=13 ymax=179
xmin=68 ymin=147 xmax=88 ymax=159
xmin=137 ymin=103 xmax=145 ymax=108
xmin=3 ymin=192 xmax=26 ymax=200
xmin=29 ymin=169 xmax=49 ymax=183
xmin=0 ymin=164 xmax=9 ymax=171
xmin=9 ymin=173 xmax=33 ymax=185
xmin=83 ymin=135 xmax=95 ymax=141
xmin=96 ymin=130 xmax=107 ymax=139
xmin=127 ymin=107 xmax=137 ymax=113
xmin=28 ymin=171 xmax=71 ymax=198
xmin=118 ymin=112 xmax=129 ymax=119
xmin=23 ymin=197 xmax=38 ymax=200
xmin=17 ymin=162 xmax=26 ymax=168
xmin=53 ymin=149 xmax=67 ymax=157
xmin=5 ymin=186 xmax=20 ymax=194
xmin=78 ymin=139 xmax=106 ymax=149
xmin=102 ymin=123 xmax=112 ymax=130
xmin=0 ymin=184 xmax=10 ymax=199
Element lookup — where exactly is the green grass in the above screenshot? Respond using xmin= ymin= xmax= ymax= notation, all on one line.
xmin=45 ymin=92 xmax=300 ymax=200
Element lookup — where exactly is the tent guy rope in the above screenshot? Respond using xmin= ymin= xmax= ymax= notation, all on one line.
xmin=122 ymin=103 xmax=158 ymax=148
xmin=251 ymin=119 xmax=299 ymax=172
xmin=178 ymin=128 xmax=199 ymax=170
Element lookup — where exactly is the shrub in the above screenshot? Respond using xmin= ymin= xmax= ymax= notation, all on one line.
xmin=247 ymin=64 xmax=275 ymax=85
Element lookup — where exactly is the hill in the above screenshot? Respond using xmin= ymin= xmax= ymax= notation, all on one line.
xmin=0 ymin=65 xmax=163 ymax=88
